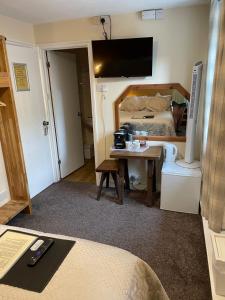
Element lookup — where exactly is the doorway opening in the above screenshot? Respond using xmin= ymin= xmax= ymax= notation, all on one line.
xmin=46 ymin=47 xmax=96 ymax=184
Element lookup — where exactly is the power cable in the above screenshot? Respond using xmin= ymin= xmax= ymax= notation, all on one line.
xmin=100 ymin=18 xmax=108 ymax=40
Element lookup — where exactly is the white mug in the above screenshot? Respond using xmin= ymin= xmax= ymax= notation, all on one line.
xmin=125 ymin=141 xmax=132 ymax=150
xmin=132 ymin=140 xmax=140 ymax=151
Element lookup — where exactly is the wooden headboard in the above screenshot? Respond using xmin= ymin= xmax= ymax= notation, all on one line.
xmin=114 ymin=83 xmax=190 ymax=142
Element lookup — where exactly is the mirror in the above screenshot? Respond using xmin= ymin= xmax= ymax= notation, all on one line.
xmin=115 ymin=83 xmax=190 ymax=142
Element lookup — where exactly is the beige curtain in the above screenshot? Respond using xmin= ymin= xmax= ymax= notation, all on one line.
xmin=201 ymin=0 xmax=225 ymax=232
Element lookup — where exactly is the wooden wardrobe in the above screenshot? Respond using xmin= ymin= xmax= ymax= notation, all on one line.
xmin=0 ymin=35 xmax=31 ymax=224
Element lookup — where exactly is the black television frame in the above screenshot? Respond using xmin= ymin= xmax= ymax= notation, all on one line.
xmin=92 ymin=37 xmax=153 ymax=78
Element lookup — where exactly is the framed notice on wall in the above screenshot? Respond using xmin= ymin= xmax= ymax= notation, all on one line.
xmin=13 ymin=63 xmax=30 ymax=91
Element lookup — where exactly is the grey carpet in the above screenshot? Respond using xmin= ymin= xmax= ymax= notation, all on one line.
xmin=9 ymin=181 xmax=211 ymax=300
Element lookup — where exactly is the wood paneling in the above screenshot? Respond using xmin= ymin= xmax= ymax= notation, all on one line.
xmin=0 ymin=35 xmax=31 ymax=224
xmin=0 ymin=72 xmax=10 ymax=88
xmin=0 ymin=37 xmax=7 ymax=73
xmin=114 ymin=83 xmax=190 ymax=142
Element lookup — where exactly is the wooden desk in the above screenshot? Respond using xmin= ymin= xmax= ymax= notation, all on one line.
xmin=110 ymin=146 xmax=163 ymax=206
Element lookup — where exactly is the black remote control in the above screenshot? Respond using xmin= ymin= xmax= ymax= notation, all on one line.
xmin=143 ymin=115 xmax=154 ymax=119
xmin=27 ymin=239 xmax=54 ymax=267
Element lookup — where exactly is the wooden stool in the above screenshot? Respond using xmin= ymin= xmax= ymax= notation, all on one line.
xmin=96 ymin=160 xmax=120 ymax=202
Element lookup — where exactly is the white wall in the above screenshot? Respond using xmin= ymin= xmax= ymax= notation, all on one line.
xmin=34 ymin=5 xmax=209 ymax=173
xmin=0 ymin=14 xmax=34 ymax=43
xmin=0 ymin=14 xmax=34 ymax=205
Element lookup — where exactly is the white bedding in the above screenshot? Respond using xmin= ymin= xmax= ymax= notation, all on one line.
xmin=120 ymin=110 xmax=176 ymax=136
xmin=0 ymin=225 xmax=169 ymax=300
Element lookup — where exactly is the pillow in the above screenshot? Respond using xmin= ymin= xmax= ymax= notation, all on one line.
xmin=155 ymin=93 xmax=172 ymax=110
xmin=155 ymin=92 xmax=172 ymax=103
xmin=120 ymin=96 xmax=146 ymax=112
xmin=145 ymin=96 xmax=171 ymax=112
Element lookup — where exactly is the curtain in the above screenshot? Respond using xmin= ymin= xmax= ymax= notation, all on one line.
xmin=201 ymin=0 xmax=225 ymax=232
xmin=203 ymin=0 xmax=221 ymax=153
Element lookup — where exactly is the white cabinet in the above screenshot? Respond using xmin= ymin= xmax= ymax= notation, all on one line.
xmin=160 ymin=162 xmax=201 ymax=214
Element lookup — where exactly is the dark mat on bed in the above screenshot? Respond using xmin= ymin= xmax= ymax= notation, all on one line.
xmin=9 ymin=181 xmax=211 ymax=300
xmin=1 ymin=231 xmax=75 ymax=292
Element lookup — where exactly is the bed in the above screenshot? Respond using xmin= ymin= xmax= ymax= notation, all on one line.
xmin=0 ymin=225 xmax=169 ymax=300
xmin=119 ymin=93 xmax=177 ymax=137
xmin=119 ymin=110 xmax=176 ymax=136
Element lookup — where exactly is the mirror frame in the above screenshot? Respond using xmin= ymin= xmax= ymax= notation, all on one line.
xmin=114 ymin=83 xmax=190 ymax=142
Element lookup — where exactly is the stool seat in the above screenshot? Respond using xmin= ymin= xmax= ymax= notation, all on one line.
xmin=96 ymin=160 xmax=119 ymax=173
xmin=95 ymin=159 xmax=120 ymax=203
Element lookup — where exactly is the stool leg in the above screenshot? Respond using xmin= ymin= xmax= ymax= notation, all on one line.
xmin=146 ymin=160 xmax=154 ymax=207
xmin=106 ymin=172 xmax=110 ymax=188
xmin=116 ymin=173 xmax=122 ymax=204
xmin=118 ymin=159 xmax=125 ymax=205
xmin=96 ymin=172 xmax=107 ymax=200
xmin=111 ymin=172 xmax=119 ymax=197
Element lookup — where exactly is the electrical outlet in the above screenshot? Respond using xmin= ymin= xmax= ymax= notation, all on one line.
xmin=99 ymin=15 xmax=110 ymax=25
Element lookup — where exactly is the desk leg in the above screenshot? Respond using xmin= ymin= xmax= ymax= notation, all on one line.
xmin=124 ymin=159 xmax=130 ymax=190
xmin=146 ymin=160 xmax=154 ymax=207
xmin=153 ymin=161 xmax=157 ymax=193
xmin=118 ymin=159 xmax=125 ymax=205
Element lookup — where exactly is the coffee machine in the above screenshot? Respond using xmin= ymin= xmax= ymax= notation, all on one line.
xmin=114 ymin=124 xmax=132 ymax=149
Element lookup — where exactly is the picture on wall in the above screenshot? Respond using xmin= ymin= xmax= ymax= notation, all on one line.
xmin=13 ymin=63 xmax=30 ymax=91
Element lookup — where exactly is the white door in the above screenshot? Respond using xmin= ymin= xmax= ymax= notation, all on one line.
xmin=47 ymin=51 xmax=84 ymax=178
xmin=6 ymin=43 xmax=55 ymax=198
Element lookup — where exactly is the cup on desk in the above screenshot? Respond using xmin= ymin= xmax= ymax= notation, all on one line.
xmin=134 ymin=130 xmax=140 ymax=136
xmin=132 ymin=140 xmax=140 ymax=151
xmin=125 ymin=141 xmax=132 ymax=151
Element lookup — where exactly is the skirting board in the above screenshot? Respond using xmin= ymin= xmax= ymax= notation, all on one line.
xmin=202 ymin=217 xmax=225 ymax=300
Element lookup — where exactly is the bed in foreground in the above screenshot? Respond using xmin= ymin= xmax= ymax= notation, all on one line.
xmin=0 ymin=225 xmax=169 ymax=300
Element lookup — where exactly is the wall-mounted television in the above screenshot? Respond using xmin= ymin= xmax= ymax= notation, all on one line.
xmin=92 ymin=37 xmax=153 ymax=78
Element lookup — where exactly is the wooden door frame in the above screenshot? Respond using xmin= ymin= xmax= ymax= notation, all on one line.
xmin=37 ymin=41 xmax=98 ymax=183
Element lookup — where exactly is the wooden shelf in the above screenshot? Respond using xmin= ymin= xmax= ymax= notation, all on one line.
xmin=0 ymin=72 xmax=10 ymax=88
xmin=0 ymin=200 xmax=30 ymax=224
xmin=0 ymin=35 xmax=31 ymax=223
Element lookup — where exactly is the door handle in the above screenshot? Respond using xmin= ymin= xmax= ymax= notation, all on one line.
xmin=77 ymin=112 xmax=82 ymax=117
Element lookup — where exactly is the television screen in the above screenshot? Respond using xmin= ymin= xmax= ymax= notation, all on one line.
xmin=92 ymin=37 xmax=153 ymax=78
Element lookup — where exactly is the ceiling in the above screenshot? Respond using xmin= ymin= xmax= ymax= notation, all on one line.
xmin=0 ymin=0 xmax=209 ymax=24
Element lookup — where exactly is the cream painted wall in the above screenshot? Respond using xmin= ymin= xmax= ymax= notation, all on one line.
xmin=0 ymin=14 xmax=34 ymax=205
xmin=0 ymin=14 xmax=34 ymax=43
xmin=34 ymin=5 xmax=209 ymax=177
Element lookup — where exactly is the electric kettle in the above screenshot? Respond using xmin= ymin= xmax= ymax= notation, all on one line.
xmin=164 ymin=143 xmax=178 ymax=162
